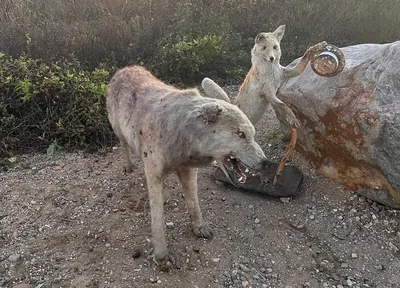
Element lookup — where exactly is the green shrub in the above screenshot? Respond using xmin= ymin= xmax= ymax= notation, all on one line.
xmin=0 ymin=53 xmax=116 ymax=156
xmin=152 ymin=33 xmax=249 ymax=85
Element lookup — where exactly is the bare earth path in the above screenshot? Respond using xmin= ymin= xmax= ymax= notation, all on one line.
xmin=1 ymin=98 xmax=400 ymax=288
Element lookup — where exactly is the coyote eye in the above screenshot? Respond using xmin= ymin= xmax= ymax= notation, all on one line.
xmin=262 ymin=46 xmax=267 ymax=50
xmin=273 ymin=45 xmax=278 ymax=50
xmin=237 ymin=131 xmax=246 ymax=139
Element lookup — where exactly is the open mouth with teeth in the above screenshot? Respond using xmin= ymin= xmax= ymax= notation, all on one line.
xmin=224 ymin=155 xmax=257 ymax=185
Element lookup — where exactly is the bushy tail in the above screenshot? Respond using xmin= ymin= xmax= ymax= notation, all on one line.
xmin=201 ymin=77 xmax=231 ymax=103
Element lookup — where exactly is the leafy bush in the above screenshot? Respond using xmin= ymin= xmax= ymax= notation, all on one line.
xmin=0 ymin=53 xmax=115 ymax=156
xmin=152 ymin=33 xmax=249 ymax=85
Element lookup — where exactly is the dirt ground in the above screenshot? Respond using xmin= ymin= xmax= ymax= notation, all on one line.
xmin=1 ymin=91 xmax=400 ymax=288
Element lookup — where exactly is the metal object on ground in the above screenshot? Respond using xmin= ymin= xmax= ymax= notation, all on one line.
xmin=311 ymin=45 xmax=345 ymax=77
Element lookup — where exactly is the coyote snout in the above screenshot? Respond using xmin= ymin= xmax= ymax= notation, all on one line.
xmin=194 ymin=102 xmax=269 ymax=184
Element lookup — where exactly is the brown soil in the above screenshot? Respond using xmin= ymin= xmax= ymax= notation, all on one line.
xmin=1 ymin=91 xmax=399 ymax=288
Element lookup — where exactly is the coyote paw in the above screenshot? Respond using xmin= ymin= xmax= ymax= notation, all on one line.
xmin=308 ymin=41 xmax=328 ymax=55
xmin=193 ymin=223 xmax=214 ymax=239
xmin=278 ymin=105 xmax=300 ymax=128
xmin=153 ymin=250 xmax=175 ymax=269
xmin=286 ymin=114 xmax=300 ymax=128
xmin=123 ymin=163 xmax=135 ymax=174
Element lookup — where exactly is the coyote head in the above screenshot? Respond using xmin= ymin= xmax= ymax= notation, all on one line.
xmin=251 ymin=25 xmax=285 ymax=64
xmin=195 ymin=100 xmax=269 ymax=184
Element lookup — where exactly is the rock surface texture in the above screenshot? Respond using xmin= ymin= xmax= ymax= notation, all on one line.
xmin=278 ymin=42 xmax=400 ymax=208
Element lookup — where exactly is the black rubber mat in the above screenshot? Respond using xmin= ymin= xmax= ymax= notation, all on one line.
xmin=214 ymin=162 xmax=303 ymax=198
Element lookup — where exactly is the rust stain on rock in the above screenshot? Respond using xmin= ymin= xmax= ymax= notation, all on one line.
xmin=287 ymin=76 xmax=400 ymax=205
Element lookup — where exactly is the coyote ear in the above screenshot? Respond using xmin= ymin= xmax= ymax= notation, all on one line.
xmin=200 ymin=103 xmax=223 ymax=123
xmin=273 ymin=25 xmax=286 ymax=42
xmin=255 ymin=33 xmax=266 ymax=44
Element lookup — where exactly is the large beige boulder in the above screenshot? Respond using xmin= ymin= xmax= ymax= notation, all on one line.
xmin=278 ymin=42 xmax=400 ymax=208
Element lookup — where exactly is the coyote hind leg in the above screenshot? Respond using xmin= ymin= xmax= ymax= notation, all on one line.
xmin=121 ymin=140 xmax=135 ymax=173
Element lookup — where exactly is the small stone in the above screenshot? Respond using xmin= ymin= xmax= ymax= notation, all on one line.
xmin=349 ymin=209 xmax=357 ymax=215
xmin=221 ymin=196 xmax=227 ymax=201
xmin=149 ymin=278 xmax=157 ymax=283
xmin=375 ymin=264 xmax=384 ymax=270
xmin=389 ymin=242 xmax=399 ymax=253
xmin=337 ymin=285 xmax=344 ymax=288
xmin=351 ymin=253 xmax=358 ymax=258
xmin=173 ymin=207 xmax=179 ymax=212
xmin=254 ymin=218 xmax=260 ymax=224
xmin=248 ymin=205 xmax=254 ymax=209
xmin=132 ymin=248 xmax=142 ymax=259
xmin=239 ymin=264 xmax=250 ymax=272
xmin=262 ymin=285 xmax=268 ymax=288
xmin=266 ymin=267 xmax=273 ymax=273
xmin=105 ymin=243 xmax=111 ymax=247
xmin=309 ymin=215 xmax=315 ymax=220
xmin=166 ymin=222 xmax=174 ymax=228
xmin=253 ymin=274 xmax=260 ymax=280
xmin=346 ymin=279 xmax=354 ymax=287
xmin=8 ymin=254 xmax=20 ymax=262
xmin=157 ymin=280 xmax=161 ymax=284
xmin=280 ymin=197 xmax=291 ymax=203
xmin=341 ymin=262 xmax=349 ymax=268
xmin=242 ymin=281 xmax=249 ymax=287
xmin=212 ymin=258 xmax=220 ymax=263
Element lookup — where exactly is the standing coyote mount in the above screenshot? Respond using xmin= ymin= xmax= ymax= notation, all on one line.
xmin=106 ymin=66 xmax=270 ymax=266
xmin=203 ymin=25 xmax=327 ymax=192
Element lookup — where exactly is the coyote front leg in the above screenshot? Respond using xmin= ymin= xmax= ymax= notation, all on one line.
xmin=283 ymin=41 xmax=327 ymax=78
xmin=178 ymin=167 xmax=214 ymax=239
xmin=266 ymin=90 xmax=300 ymax=185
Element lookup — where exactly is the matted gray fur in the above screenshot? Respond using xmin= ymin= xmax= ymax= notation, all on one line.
xmin=106 ymin=66 xmax=268 ymax=265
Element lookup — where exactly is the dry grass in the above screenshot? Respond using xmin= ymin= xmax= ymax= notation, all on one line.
xmin=0 ymin=0 xmax=399 ymax=81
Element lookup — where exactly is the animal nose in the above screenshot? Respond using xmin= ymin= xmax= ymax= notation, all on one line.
xmin=269 ymin=56 xmax=275 ymax=62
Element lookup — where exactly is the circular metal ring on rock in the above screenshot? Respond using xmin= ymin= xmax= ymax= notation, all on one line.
xmin=311 ymin=44 xmax=345 ymax=77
